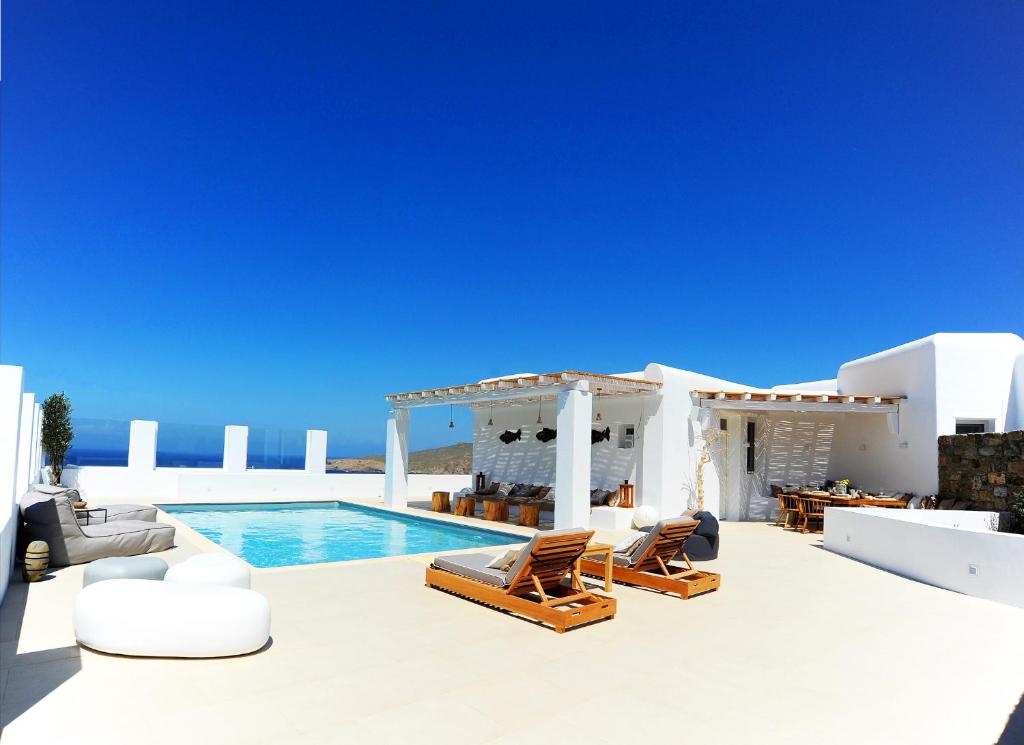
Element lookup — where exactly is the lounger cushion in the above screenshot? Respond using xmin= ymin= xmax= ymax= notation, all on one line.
xmin=619 ymin=517 xmax=693 ymax=566
xmin=613 ymin=530 xmax=646 ymax=553
xmin=496 ymin=482 xmax=514 ymax=497
xmin=77 ymin=504 xmax=159 ymax=525
xmin=433 ymin=553 xmax=510 ymax=587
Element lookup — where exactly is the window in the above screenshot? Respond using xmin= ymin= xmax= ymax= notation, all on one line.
xmin=955 ymin=420 xmax=990 ymax=435
xmin=720 ymin=418 xmax=727 ymax=431
xmin=619 ymin=424 xmax=635 ymax=449
xmin=745 ymin=421 xmax=756 ymax=473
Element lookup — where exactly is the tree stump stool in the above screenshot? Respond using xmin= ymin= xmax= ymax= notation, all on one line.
xmin=518 ymin=503 xmax=540 ymax=527
xmin=454 ymin=497 xmax=476 ymax=517
xmin=483 ymin=499 xmax=509 ymax=522
xmin=431 ymin=491 xmax=451 ymax=513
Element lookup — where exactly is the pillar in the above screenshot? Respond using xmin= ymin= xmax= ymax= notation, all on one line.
xmin=128 ymin=420 xmax=158 ymax=471
xmin=555 ymin=386 xmax=592 ymax=529
xmin=223 ymin=425 xmax=249 ymax=473
xmin=15 ymin=393 xmax=35 ymax=493
xmin=384 ymin=407 xmax=409 ymax=508
xmin=31 ymin=403 xmax=42 ymax=485
xmin=0 ymin=365 xmax=25 ymax=605
xmin=305 ymin=429 xmax=328 ymax=474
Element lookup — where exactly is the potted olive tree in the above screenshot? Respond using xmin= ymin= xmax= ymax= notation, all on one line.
xmin=41 ymin=392 xmax=74 ymax=485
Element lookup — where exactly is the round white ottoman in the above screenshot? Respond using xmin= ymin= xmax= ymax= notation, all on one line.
xmin=74 ymin=579 xmax=270 ymax=658
xmin=165 ymin=553 xmax=252 ymax=589
xmin=83 ymin=556 xmax=169 ymax=587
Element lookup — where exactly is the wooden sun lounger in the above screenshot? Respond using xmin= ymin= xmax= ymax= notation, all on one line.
xmin=579 ymin=518 xmax=721 ymax=600
xmin=425 ymin=529 xmax=616 ymax=633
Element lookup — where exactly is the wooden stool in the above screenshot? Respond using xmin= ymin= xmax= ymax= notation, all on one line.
xmin=483 ymin=499 xmax=509 ymax=521
xmin=454 ymin=497 xmax=476 ymax=517
xmin=431 ymin=491 xmax=451 ymax=513
xmin=518 ymin=503 xmax=540 ymax=527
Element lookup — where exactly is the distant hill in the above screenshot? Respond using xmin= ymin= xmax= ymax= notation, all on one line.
xmin=327 ymin=442 xmax=472 ymax=474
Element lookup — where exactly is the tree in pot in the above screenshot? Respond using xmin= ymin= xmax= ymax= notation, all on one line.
xmin=41 ymin=392 xmax=74 ymax=485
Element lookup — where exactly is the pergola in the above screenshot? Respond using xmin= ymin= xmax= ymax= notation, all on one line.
xmin=383 ymin=371 xmax=661 ymax=528
xmin=691 ymin=388 xmax=904 ymax=428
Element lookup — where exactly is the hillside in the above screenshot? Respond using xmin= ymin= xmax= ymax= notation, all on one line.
xmin=327 ymin=442 xmax=472 ymax=474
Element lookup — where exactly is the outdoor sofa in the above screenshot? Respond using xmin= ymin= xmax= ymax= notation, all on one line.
xmin=20 ymin=487 xmax=175 ymax=566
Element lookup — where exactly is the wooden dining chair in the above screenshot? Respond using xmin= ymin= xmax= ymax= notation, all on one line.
xmin=797 ymin=496 xmax=828 ymax=534
xmin=777 ymin=493 xmax=801 ymax=529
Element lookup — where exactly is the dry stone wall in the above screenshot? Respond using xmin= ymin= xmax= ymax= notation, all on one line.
xmin=937 ymin=430 xmax=1024 ymax=510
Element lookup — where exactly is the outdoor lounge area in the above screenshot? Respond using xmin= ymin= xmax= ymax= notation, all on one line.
xmin=3 ymin=500 xmax=1024 ymax=745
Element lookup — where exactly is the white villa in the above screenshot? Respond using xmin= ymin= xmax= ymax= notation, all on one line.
xmin=383 ymin=332 xmax=1024 ymax=528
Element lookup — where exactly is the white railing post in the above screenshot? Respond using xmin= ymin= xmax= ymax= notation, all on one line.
xmin=384 ymin=407 xmax=409 ymax=508
xmin=555 ymin=385 xmax=593 ymax=529
xmin=0 ymin=365 xmax=25 ymax=605
xmin=15 ymin=393 xmax=35 ymax=494
xmin=305 ymin=430 xmax=328 ymax=474
xmin=128 ymin=420 xmax=159 ymax=471
xmin=223 ymin=425 xmax=249 ymax=473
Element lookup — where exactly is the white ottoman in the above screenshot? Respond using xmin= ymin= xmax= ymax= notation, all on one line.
xmin=165 ymin=553 xmax=252 ymax=589
xmin=74 ymin=579 xmax=270 ymax=658
xmin=83 ymin=556 xmax=169 ymax=587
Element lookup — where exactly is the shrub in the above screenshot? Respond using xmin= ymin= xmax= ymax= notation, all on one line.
xmin=41 ymin=392 xmax=74 ymax=485
xmin=1008 ymin=488 xmax=1024 ymax=535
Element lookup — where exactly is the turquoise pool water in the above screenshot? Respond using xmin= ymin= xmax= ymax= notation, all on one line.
xmin=160 ymin=501 xmax=525 ymax=568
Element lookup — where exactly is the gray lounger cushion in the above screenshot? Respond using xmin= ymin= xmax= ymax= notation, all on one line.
xmin=432 ymin=528 xmax=587 ymax=587
xmin=432 ymin=553 xmax=510 ymax=587
xmin=613 ymin=517 xmax=692 ymax=567
xmin=77 ymin=504 xmax=158 ymax=525
xmin=20 ymin=491 xmax=175 ymax=566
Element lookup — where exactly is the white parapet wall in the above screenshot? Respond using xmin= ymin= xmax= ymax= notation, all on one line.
xmin=61 ymin=465 xmax=471 ymax=505
xmin=824 ymin=507 xmax=1024 ymax=609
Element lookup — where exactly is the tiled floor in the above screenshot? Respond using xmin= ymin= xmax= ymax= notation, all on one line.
xmin=2 ymin=504 xmax=1023 ymax=745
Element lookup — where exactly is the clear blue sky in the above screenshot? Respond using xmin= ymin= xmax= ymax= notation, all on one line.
xmin=1 ymin=2 xmax=1022 ymax=455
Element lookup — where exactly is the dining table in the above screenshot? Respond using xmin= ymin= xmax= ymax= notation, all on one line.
xmin=793 ymin=489 xmax=908 ymax=509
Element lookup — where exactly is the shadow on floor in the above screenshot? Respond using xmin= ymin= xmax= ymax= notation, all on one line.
xmin=997 ymin=691 xmax=1024 ymax=744
xmin=0 ymin=575 xmax=83 ymax=729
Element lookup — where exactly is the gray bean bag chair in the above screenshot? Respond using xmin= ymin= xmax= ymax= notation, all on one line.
xmin=20 ymin=490 xmax=175 ymax=567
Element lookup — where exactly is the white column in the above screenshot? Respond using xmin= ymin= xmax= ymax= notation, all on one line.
xmin=555 ymin=386 xmax=592 ymax=529
xmin=304 ymin=429 xmax=328 ymax=474
xmin=0 ymin=365 xmax=25 ymax=605
xmin=15 ymin=393 xmax=35 ymax=493
xmin=223 ymin=425 xmax=249 ymax=473
xmin=384 ymin=407 xmax=409 ymax=508
xmin=31 ymin=403 xmax=42 ymax=485
xmin=128 ymin=419 xmax=158 ymax=471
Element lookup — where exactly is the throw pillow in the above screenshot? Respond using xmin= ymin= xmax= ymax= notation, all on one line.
xmin=486 ymin=549 xmax=519 ymax=571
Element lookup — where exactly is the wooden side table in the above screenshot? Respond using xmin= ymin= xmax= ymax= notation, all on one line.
xmin=431 ymin=491 xmax=451 ymax=513
xmin=518 ymin=503 xmax=540 ymax=527
xmin=617 ymin=483 xmax=635 ymax=509
xmin=577 ymin=542 xmax=615 ymax=592
xmin=454 ymin=496 xmax=476 ymax=517
xmin=483 ymin=499 xmax=509 ymax=522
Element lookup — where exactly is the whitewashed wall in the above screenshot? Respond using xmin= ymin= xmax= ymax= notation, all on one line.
xmin=62 ymin=466 xmax=469 ymax=505
xmin=470 ymin=395 xmax=644 ymax=492
xmin=824 ymin=507 xmax=1024 ymax=609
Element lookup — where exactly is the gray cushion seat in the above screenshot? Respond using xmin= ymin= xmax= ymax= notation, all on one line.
xmin=431 ymin=528 xmax=584 ymax=587
xmin=432 ymin=554 xmax=510 ymax=587
xmin=20 ymin=490 xmax=175 ymax=567
xmin=612 ymin=517 xmax=694 ymax=567
xmin=77 ymin=504 xmax=158 ymax=525
xmin=83 ymin=556 xmax=169 ymax=586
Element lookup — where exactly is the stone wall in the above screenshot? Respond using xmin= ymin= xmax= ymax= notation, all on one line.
xmin=937 ymin=430 xmax=1024 ymax=510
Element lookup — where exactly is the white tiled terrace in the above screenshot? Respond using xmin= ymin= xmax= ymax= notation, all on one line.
xmin=2 ymin=499 xmax=1023 ymax=745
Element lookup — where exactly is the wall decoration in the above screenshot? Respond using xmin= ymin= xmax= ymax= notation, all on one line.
xmin=591 ymin=426 xmax=610 ymax=444
xmin=536 ymin=427 xmax=557 ymax=443
xmin=499 ymin=428 xmax=522 ymax=444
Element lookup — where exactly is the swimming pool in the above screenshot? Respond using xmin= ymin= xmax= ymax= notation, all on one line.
xmin=160 ymin=501 xmax=525 ymax=568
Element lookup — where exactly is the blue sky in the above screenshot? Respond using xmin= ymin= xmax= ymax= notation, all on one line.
xmin=1 ymin=2 xmax=1022 ymax=455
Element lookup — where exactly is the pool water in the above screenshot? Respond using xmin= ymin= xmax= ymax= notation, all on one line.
xmin=160 ymin=501 xmax=525 ymax=568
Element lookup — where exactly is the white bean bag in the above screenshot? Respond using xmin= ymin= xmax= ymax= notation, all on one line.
xmin=74 ymin=579 xmax=270 ymax=658
xmin=165 ymin=553 xmax=252 ymax=589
